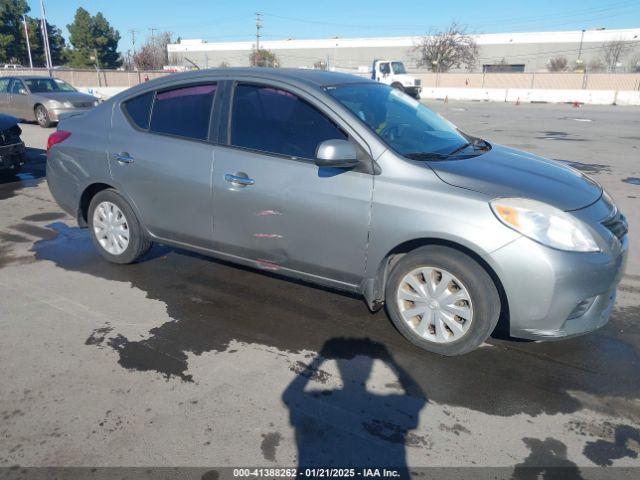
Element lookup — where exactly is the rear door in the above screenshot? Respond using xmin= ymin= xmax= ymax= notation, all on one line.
xmin=210 ymin=81 xmax=373 ymax=286
xmin=0 ymin=78 xmax=10 ymax=113
xmin=8 ymin=78 xmax=29 ymax=118
xmin=108 ymin=82 xmax=218 ymax=248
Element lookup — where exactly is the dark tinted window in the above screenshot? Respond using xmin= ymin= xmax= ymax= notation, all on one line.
xmin=231 ymin=84 xmax=346 ymax=159
xmin=123 ymin=92 xmax=153 ymax=129
xmin=0 ymin=78 xmax=10 ymax=93
xmin=150 ymin=84 xmax=216 ymax=140
xmin=8 ymin=79 xmax=24 ymax=94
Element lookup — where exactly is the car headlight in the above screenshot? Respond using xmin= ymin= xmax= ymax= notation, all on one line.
xmin=490 ymin=197 xmax=600 ymax=252
xmin=93 ymin=100 xmax=99 ymax=107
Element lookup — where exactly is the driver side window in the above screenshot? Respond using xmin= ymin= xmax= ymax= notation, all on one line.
xmin=230 ymin=83 xmax=347 ymax=159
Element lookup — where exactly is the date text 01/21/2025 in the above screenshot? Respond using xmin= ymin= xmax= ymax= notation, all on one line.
xmin=232 ymin=468 xmax=402 ymax=477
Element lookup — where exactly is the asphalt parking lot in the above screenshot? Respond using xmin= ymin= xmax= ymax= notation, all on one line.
xmin=1 ymin=102 xmax=639 ymax=476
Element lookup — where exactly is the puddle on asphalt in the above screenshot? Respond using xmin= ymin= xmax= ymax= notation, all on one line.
xmin=555 ymin=159 xmax=611 ymax=175
xmin=28 ymin=222 xmax=640 ymax=419
xmin=622 ymin=177 xmax=640 ymax=186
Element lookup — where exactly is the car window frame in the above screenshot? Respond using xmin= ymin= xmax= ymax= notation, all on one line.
xmin=222 ymin=79 xmax=375 ymax=173
xmin=120 ymin=81 xmax=220 ymax=144
xmin=0 ymin=77 xmax=11 ymax=93
xmin=8 ymin=78 xmax=26 ymax=94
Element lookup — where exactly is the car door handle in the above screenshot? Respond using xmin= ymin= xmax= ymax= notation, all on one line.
xmin=112 ymin=152 xmax=134 ymax=164
xmin=224 ymin=173 xmax=254 ymax=187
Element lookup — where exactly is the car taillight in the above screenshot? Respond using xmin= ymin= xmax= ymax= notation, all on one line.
xmin=47 ymin=130 xmax=71 ymax=152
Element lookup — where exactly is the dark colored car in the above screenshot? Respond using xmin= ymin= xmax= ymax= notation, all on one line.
xmin=0 ymin=113 xmax=26 ymax=175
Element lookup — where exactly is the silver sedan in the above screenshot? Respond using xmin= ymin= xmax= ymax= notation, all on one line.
xmin=45 ymin=68 xmax=628 ymax=355
xmin=0 ymin=76 xmax=98 ymax=128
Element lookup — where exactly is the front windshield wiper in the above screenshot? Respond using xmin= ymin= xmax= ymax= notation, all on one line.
xmin=446 ymin=142 xmax=472 ymax=157
xmin=404 ymin=151 xmax=449 ymax=160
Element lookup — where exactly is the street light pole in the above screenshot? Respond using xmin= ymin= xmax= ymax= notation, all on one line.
xmin=22 ymin=15 xmax=33 ymax=69
xmin=578 ymin=29 xmax=586 ymax=62
xmin=40 ymin=0 xmax=52 ymax=69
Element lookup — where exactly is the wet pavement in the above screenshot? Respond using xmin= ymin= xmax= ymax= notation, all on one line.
xmin=1 ymin=106 xmax=640 ymax=475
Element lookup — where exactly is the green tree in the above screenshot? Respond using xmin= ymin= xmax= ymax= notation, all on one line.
xmin=250 ymin=48 xmax=279 ymax=67
xmin=0 ymin=0 xmax=29 ymax=63
xmin=0 ymin=0 xmax=65 ymax=66
xmin=67 ymin=7 xmax=121 ymax=68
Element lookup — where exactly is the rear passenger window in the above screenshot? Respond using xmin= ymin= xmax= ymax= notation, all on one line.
xmin=123 ymin=92 xmax=153 ymax=129
xmin=231 ymin=84 xmax=347 ymax=159
xmin=150 ymin=84 xmax=217 ymax=141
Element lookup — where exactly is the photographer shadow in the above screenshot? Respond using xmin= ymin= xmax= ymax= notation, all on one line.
xmin=282 ymin=338 xmax=427 ymax=477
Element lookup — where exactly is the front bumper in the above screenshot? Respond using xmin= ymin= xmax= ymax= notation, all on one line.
xmin=405 ymin=86 xmax=422 ymax=96
xmin=489 ymin=198 xmax=628 ymax=340
xmin=48 ymin=107 xmax=93 ymax=122
xmin=0 ymin=141 xmax=26 ymax=171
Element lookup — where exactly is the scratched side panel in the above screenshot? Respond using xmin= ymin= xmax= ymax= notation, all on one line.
xmin=211 ymin=147 xmax=373 ymax=286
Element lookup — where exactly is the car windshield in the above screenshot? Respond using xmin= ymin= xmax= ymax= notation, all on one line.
xmin=391 ymin=62 xmax=407 ymax=74
xmin=326 ymin=83 xmax=468 ymax=157
xmin=24 ymin=78 xmax=76 ymax=93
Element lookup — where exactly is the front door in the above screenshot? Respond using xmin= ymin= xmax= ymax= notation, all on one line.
xmin=108 ymin=83 xmax=218 ymax=249
xmin=211 ymin=82 xmax=373 ymax=286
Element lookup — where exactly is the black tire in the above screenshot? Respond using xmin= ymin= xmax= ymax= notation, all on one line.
xmin=88 ymin=189 xmax=152 ymax=264
xmin=35 ymin=104 xmax=54 ymax=128
xmin=385 ymin=245 xmax=500 ymax=356
xmin=391 ymin=82 xmax=405 ymax=92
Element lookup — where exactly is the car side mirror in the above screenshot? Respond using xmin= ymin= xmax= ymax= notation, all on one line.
xmin=18 ymin=88 xmax=27 ymax=95
xmin=315 ymin=139 xmax=359 ymax=168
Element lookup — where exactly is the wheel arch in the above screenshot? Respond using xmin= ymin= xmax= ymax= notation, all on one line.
xmin=77 ymin=182 xmax=115 ymax=227
xmin=366 ymin=237 xmax=510 ymax=335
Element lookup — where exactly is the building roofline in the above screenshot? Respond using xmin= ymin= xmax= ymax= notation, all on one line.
xmin=168 ymin=28 xmax=640 ymax=53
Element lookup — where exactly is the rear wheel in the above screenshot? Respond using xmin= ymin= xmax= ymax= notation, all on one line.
xmin=35 ymin=105 xmax=53 ymax=128
xmin=88 ymin=189 xmax=151 ymax=264
xmin=385 ymin=245 xmax=500 ymax=356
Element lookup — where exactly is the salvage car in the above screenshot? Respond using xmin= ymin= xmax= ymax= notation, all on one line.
xmin=46 ymin=69 xmax=628 ymax=355
xmin=0 ymin=76 xmax=98 ymax=128
xmin=0 ymin=113 xmax=26 ymax=175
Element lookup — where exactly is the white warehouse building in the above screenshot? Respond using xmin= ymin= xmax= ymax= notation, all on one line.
xmin=167 ymin=28 xmax=640 ymax=73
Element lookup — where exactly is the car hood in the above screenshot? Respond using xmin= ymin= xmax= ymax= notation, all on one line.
xmin=0 ymin=113 xmax=19 ymax=131
xmin=427 ymin=144 xmax=602 ymax=211
xmin=36 ymin=91 xmax=97 ymax=103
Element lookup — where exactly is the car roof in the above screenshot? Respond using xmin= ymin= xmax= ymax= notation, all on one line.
xmin=149 ymin=67 xmax=374 ymax=89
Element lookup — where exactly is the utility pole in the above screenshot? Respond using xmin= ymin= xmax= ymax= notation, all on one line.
xmin=40 ymin=0 xmax=52 ymax=69
xmin=22 ymin=15 xmax=33 ymax=69
xmin=255 ymin=13 xmax=262 ymax=51
xmin=130 ymin=29 xmax=137 ymax=70
xmin=149 ymin=27 xmax=157 ymax=69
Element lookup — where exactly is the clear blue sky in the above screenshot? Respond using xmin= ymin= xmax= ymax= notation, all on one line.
xmin=27 ymin=0 xmax=640 ymax=53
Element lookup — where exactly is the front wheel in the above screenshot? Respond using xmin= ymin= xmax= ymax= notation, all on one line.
xmin=385 ymin=245 xmax=500 ymax=356
xmin=35 ymin=105 xmax=53 ymax=128
xmin=391 ymin=82 xmax=405 ymax=92
xmin=88 ymin=189 xmax=152 ymax=264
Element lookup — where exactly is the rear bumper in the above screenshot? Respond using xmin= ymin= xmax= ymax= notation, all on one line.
xmin=0 ymin=141 xmax=26 ymax=171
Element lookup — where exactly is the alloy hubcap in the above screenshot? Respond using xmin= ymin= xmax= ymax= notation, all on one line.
xmin=396 ymin=266 xmax=473 ymax=344
xmin=93 ymin=201 xmax=129 ymax=255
